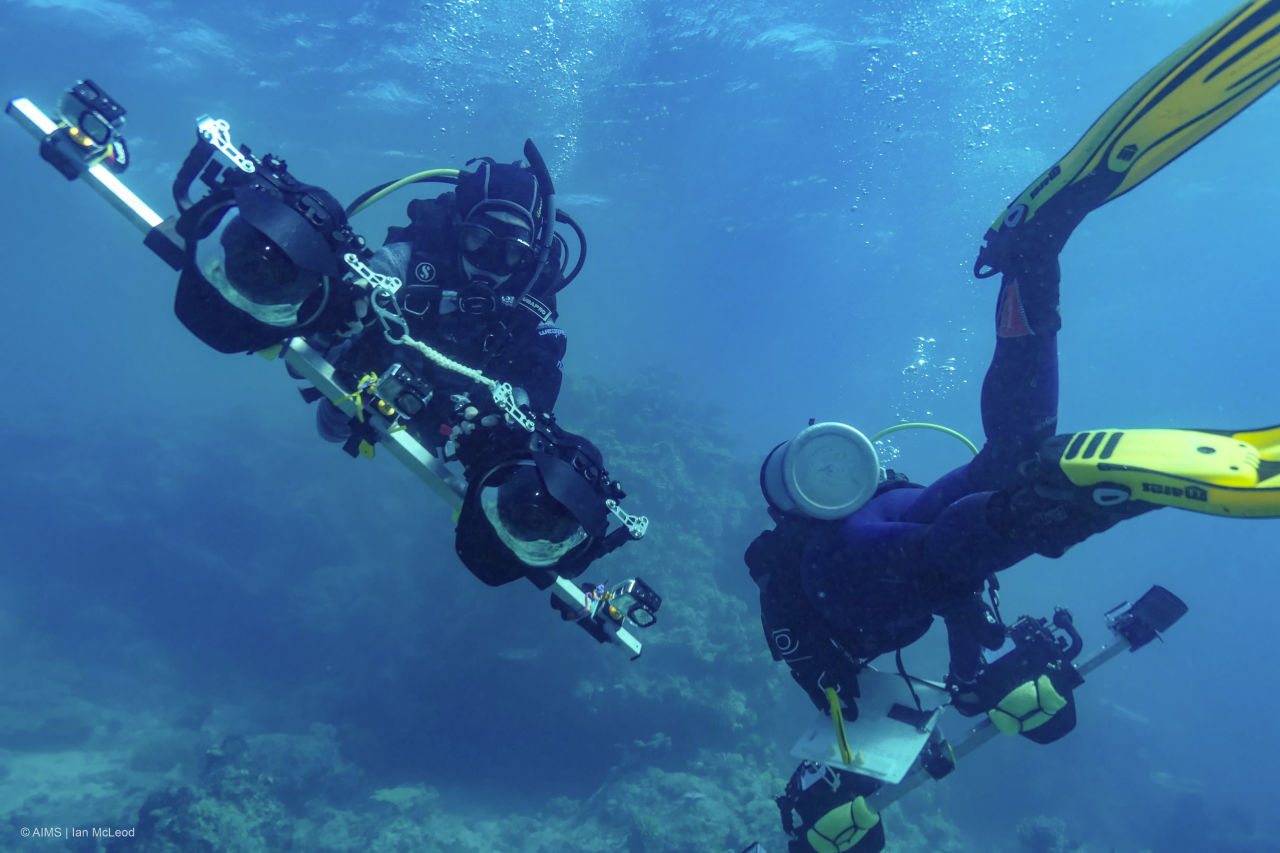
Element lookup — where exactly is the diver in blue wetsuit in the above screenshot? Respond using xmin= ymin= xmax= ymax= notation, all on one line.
xmin=748 ymin=3 xmax=1280 ymax=846
xmin=747 ymin=251 xmax=1137 ymax=734
xmin=749 ymin=249 xmax=1174 ymax=853
xmin=799 ymin=253 xmax=1154 ymax=691
xmin=751 ymin=227 xmax=1270 ymax=853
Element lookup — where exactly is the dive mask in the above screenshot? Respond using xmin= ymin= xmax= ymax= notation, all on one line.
xmin=458 ymin=220 xmax=535 ymax=275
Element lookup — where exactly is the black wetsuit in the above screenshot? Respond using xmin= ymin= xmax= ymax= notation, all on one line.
xmin=333 ymin=192 xmax=567 ymax=462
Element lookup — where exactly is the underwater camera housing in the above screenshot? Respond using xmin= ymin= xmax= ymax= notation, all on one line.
xmin=372 ymin=363 xmax=433 ymax=419
xmin=166 ymin=120 xmax=373 ymax=354
xmin=1007 ymin=607 xmax=1084 ymax=666
xmin=552 ymin=576 xmax=662 ymax=646
xmin=40 ymin=79 xmax=128 ymax=180
xmin=606 ymin=577 xmax=662 ymax=628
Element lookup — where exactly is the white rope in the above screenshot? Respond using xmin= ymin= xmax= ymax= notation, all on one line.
xmin=361 ymin=275 xmax=533 ymax=431
xmin=402 ymin=337 xmax=495 ymax=389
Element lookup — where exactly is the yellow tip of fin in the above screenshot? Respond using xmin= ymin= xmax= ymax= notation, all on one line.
xmin=1056 ymin=426 xmax=1280 ymax=517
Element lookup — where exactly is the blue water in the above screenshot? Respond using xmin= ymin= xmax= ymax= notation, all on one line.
xmin=2 ymin=1 xmax=1279 ymax=850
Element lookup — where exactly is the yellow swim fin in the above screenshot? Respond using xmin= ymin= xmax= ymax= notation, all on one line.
xmin=1048 ymin=425 xmax=1280 ymax=517
xmin=976 ymin=0 xmax=1280 ymax=277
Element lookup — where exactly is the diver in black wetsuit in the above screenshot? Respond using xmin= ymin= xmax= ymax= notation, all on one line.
xmin=316 ymin=158 xmax=569 ymax=464
xmin=307 ymin=155 xmax=646 ymax=588
xmin=161 ymin=131 xmax=643 ymax=590
xmin=309 ymin=156 xmax=644 ymax=588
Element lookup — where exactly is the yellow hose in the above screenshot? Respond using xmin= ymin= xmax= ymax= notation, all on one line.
xmin=349 ymin=168 xmax=461 ymax=217
xmin=869 ymin=422 xmax=979 ymax=457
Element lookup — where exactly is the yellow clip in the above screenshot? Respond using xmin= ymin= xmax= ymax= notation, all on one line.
xmin=825 ymin=687 xmax=853 ymax=765
xmin=337 ymin=372 xmax=379 ymax=423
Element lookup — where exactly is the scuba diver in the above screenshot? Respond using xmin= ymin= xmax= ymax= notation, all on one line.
xmin=747 ymin=2 xmax=1280 ymax=851
xmin=311 ymin=156 xmax=569 ymax=454
xmin=6 ymin=76 xmax=658 ymax=648
xmin=302 ymin=151 xmax=648 ymax=589
xmin=145 ymin=118 xmax=650 ymax=599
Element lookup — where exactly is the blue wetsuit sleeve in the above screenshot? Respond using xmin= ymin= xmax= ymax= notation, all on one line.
xmin=922 ymin=492 xmax=1033 ymax=577
xmin=803 ymin=491 xmax=1032 ymax=637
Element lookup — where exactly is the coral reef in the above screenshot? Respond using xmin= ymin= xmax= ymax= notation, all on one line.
xmin=1016 ymin=815 xmax=1071 ymax=853
xmin=102 ymin=728 xmax=786 ymax=853
xmin=2 ymin=373 xmax=1168 ymax=853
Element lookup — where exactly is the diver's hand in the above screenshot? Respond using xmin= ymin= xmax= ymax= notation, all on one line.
xmin=453 ymin=405 xmax=504 ymax=436
xmin=946 ymin=674 xmax=986 ymax=717
xmin=333 ymin=289 xmax=370 ymax=338
xmin=451 ymin=407 xmax=529 ymax=476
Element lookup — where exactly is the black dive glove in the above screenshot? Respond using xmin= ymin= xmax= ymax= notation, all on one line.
xmin=450 ymin=393 xmax=535 ymax=476
xmin=945 ymin=673 xmax=987 ymax=718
